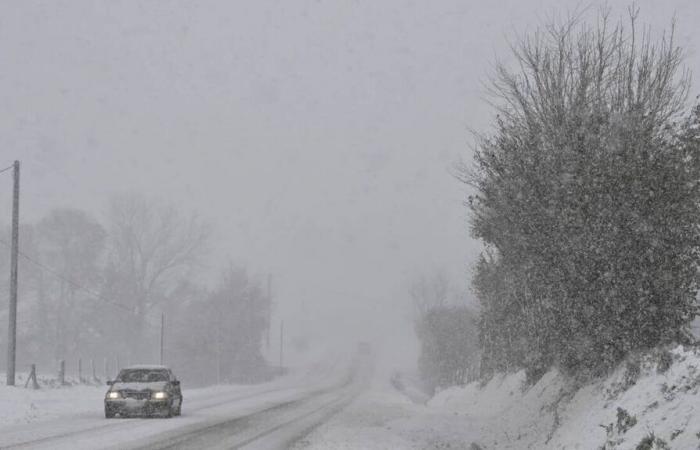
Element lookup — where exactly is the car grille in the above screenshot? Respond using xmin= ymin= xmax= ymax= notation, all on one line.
xmin=122 ymin=391 xmax=150 ymax=400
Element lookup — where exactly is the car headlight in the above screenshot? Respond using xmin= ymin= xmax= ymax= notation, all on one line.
xmin=107 ymin=391 xmax=120 ymax=399
xmin=152 ymin=391 xmax=168 ymax=400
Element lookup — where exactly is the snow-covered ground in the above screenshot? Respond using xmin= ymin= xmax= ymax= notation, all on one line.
xmin=3 ymin=346 xmax=699 ymax=449
xmin=298 ymin=345 xmax=700 ymax=449
xmin=428 ymin=345 xmax=700 ymax=449
xmin=0 ymin=379 xmax=106 ymax=426
xmin=0 ymin=375 xmax=303 ymax=428
xmin=293 ymin=374 xmax=484 ymax=449
xmin=0 ymin=351 xmax=350 ymax=449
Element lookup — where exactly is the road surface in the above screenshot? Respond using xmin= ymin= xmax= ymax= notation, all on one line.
xmin=0 ymin=355 xmax=370 ymax=450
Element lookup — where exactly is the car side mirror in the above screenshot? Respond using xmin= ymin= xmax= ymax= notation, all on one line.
xmin=171 ymin=380 xmax=180 ymax=386
xmin=106 ymin=380 xmax=114 ymax=386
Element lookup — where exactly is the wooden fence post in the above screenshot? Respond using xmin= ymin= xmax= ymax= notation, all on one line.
xmin=58 ymin=359 xmax=66 ymax=385
xmin=91 ymin=359 xmax=97 ymax=383
xmin=77 ymin=358 xmax=82 ymax=383
xmin=104 ymin=358 xmax=109 ymax=381
xmin=24 ymin=364 xmax=39 ymax=389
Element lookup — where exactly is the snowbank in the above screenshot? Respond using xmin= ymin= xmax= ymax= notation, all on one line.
xmin=429 ymin=345 xmax=700 ymax=449
xmin=0 ymin=381 xmax=105 ymax=425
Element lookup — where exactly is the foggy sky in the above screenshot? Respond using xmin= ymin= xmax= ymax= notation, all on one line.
xmin=1 ymin=1 xmax=698 ymax=365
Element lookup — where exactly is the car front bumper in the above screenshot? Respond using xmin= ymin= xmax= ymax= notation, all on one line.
xmin=105 ymin=398 xmax=170 ymax=416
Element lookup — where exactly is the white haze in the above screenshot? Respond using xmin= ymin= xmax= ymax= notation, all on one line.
xmin=0 ymin=0 xmax=698 ymax=369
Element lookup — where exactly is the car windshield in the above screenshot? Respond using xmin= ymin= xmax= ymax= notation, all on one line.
xmin=117 ymin=369 xmax=169 ymax=383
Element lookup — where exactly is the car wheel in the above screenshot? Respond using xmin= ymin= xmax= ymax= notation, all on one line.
xmin=175 ymin=398 xmax=182 ymax=416
xmin=105 ymin=408 xmax=115 ymax=419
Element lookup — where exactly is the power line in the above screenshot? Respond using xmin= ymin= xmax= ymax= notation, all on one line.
xmin=0 ymin=165 xmax=14 ymax=174
xmin=0 ymin=237 xmax=134 ymax=314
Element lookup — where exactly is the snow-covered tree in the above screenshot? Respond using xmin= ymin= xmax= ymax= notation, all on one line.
xmin=415 ymin=305 xmax=479 ymax=393
xmin=411 ymin=273 xmax=480 ymax=391
xmin=462 ymin=9 xmax=700 ymax=378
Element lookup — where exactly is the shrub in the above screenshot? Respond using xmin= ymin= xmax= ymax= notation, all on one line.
xmin=463 ymin=8 xmax=700 ymax=378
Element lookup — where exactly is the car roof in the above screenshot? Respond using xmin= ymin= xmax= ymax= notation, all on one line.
xmin=122 ymin=364 xmax=170 ymax=370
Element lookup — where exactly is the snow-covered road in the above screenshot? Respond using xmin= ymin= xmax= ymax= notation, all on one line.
xmin=7 ymin=348 xmax=697 ymax=449
xmin=0 ymin=355 xmax=369 ymax=450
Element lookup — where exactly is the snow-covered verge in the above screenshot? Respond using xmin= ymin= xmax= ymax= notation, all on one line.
xmin=0 ymin=381 xmax=103 ymax=425
xmin=430 ymin=345 xmax=700 ymax=449
xmin=298 ymin=345 xmax=700 ymax=449
xmin=0 ymin=373 xmax=255 ymax=427
xmin=294 ymin=373 xmax=486 ymax=449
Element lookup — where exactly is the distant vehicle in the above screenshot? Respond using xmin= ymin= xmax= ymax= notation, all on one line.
xmin=104 ymin=365 xmax=183 ymax=418
xmin=357 ymin=341 xmax=372 ymax=355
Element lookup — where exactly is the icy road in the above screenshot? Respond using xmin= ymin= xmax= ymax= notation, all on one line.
xmin=0 ymin=356 xmax=371 ymax=450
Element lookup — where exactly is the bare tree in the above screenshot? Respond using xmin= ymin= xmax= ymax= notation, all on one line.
xmin=409 ymin=271 xmax=480 ymax=391
xmin=410 ymin=270 xmax=450 ymax=318
xmin=102 ymin=193 xmax=210 ymax=363
xmin=169 ymin=265 xmax=271 ymax=384
xmin=34 ymin=208 xmax=106 ymax=361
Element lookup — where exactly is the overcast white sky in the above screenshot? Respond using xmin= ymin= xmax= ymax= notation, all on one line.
xmin=1 ymin=0 xmax=698 ymax=363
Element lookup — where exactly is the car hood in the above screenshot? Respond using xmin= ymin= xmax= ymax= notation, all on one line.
xmin=112 ymin=381 xmax=168 ymax=391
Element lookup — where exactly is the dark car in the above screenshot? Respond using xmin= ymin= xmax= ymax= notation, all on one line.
xmin=105 ymin=365 xmax=183 ymax=418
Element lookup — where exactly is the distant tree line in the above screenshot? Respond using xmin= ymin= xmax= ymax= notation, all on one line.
xmin=460 ymin=9 xmax=700 ymax=382
xmin=0 ymin=192 xmax=272 ymax=385
xmin=411 ymin=272 xmax=480 ymax=393
xmin=169 ymin=267 xmax=272 ymax=384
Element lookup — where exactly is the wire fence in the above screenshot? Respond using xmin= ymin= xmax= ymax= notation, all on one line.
xmin=5 ymin=357 xmax=125 ymax=390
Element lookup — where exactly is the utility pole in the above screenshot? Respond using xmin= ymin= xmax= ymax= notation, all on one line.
xmin=6 ymin=160 xmax=19 ymax=386
xmin=279 ymin=320 xmax=284 ymax=373
xmin=266 ymin=274 xmax=272 ymax=351
xmin=160 ymin=312 xmax=165 ymax=365
xmin=216 ymin=321 xmax=221 ymax=385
